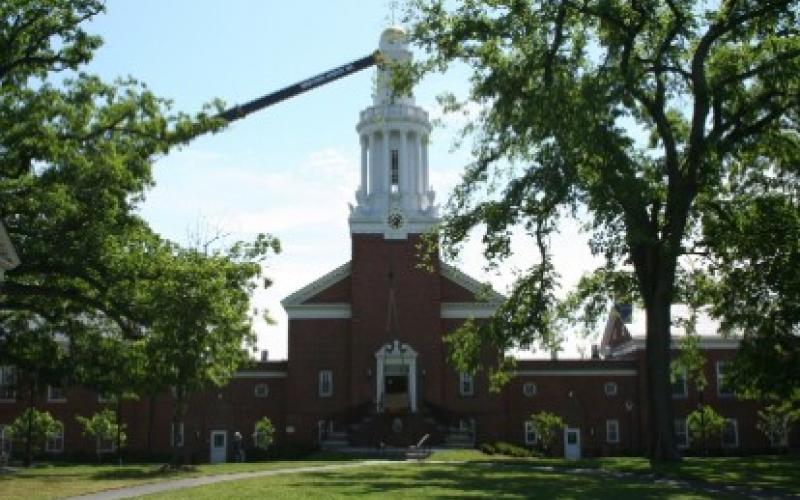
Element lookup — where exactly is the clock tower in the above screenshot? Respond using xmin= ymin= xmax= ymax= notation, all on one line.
xmin=348 ymin=27 xmax=438 ymax=239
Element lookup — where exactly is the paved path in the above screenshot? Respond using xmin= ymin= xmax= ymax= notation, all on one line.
xmin=65 ymin=461 xmax=397 ymax=500
xmin=64 ymin=459 xmax=798 ymax=500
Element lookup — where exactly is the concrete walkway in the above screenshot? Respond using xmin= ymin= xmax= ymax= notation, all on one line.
xmin=65 ymin=460 xmax=398 ymax=500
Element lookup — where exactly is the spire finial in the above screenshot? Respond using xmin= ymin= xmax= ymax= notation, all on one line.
xmin=388 ymin=0 xmax=399 ymax=25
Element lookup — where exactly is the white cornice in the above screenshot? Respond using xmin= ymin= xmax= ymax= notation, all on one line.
xmin=608 ymin=336 xmax=740 ymax=357
xmin=285 ymin=303 xmax=351 ymax=320
xmin=440 ymin=261 xmax=506 ymax=302
xmin=348 ymin=220 xmax=438 ymax=240
xmin=514 ymin=369 xmax=638 ymax=377
xmin=233 ymin=371 xmax=288 ymax=379
xmin=281 ymin=262 xmax=351 ymax=307
xmin=441 ymin=302 xmax=500 ymax=319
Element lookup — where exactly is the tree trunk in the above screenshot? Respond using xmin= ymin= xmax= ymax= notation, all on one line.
xmin=644 ymin=292 xmax=680 ymax=463
xmin=146 ymin=394 xmax=155 ymax=458
xmin=24 ymin=382 xmax=34 ymax=467
xmin=116 ymin=395 xmax=122 ymax=465
xmin=171 ymin=387 xmax=187 ymax=466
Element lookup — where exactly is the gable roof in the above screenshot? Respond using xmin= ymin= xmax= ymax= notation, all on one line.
xmin=439 ymin=261 xmax=506 ymax=303
xmin=0 ymin=221 xmax=20 ymax=274
xmin=281 ymin=262 xmax=351 ymax=307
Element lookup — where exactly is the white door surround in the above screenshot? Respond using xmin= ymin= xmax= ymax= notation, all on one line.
xmin=210 ymin=430 xmax=227 ymax=464
xmin=375 ymin=340 xmax=418 ymax=413
xmin=564 ymin=427 xmax=581 ymax=460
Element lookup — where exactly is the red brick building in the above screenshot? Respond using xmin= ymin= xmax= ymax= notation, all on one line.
xmin=0 ymin=28 xmax=788 ymax=463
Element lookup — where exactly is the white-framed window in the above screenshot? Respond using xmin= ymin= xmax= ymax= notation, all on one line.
xmin=45 ymin=423 xmax=64 ymax=453
xmin=716 ymin=361 xmax=734 ymax=397
xmin=254 ymin=383 xmax=269 ymax=398
xmin=170 ymin=422 xmax=184 ymax=448
xmin=0 ymin=424 xmax=12 ymax=456
xmin=97 ymin=436 xmax=116 ymax=453
xmin=524 ymin=421 xmax=537 ymax=445
xmin=97 ymin=392 xmax=113 ymax=404
xmin=0 ymin=366 xmax=17 ymax=401
xmin=606 ymin=419 xmax=620 ymax=443
xmin=523 ymin=382 xmax=537 ymax=397
xmin=47 ymin=384 xmax=66 ymax=403
xmin=674 ymin=417 xmax=689 ymax=449
xmin=721 ymin=418 xmax=739 ymax=448
xmin=671 ymin=366 xmax=688 ymax=398
xmin=459 ymin=373 xmax=474 ymax=397
xmin=318 ymin=370 xmax=333 ymax=398
xmin=604 ymin=382 xmax=618 ymax=396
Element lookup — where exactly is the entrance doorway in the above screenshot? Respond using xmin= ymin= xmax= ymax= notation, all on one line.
xmin=564 ymin=427 xmax=581 ymax=460
xmin=375 ymin=340 xmax=418 ymax=413
xmin=210 ymin=430 xmax=227 ymax=464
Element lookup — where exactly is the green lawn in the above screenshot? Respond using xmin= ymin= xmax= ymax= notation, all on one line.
xmin=0 ymin=454 xmax=358 ymax=500
xmin=428 ymin=450 xmax=800 ymax=494
xmin=1 ymin=452 xmax=796 ymax=499
xmin=142 ymin=461 xmax=728 ymax=499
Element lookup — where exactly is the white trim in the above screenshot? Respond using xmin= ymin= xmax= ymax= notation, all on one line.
xmin=608 ymin=336 xmax=740 ymax=357
xmin=281 ymin=262 xmax=351 ymax=306
xmin=721 ymin=418 xmax=739 ymax=448
xmin=47 ymin=385 xmax=66 ymax=403
xmin=318 ymin=369 xmax=333 ymax=398
xmin=716 ymin=360 xmax=734 ymax=398
xmin=523 ymin=382 xmax=537 ymax=397
xmin=524 ymin=421 xmax=537 ymax=445
xmin=514 ymin=369 xmax=638 ymax=377
xmin=674 ymin=417 xmax=690 ymax=449
xmin=170 ymin=422 xmax=184 ymax=448
xmin=284 ymin=303 xmax=351 ymax=320
xmin=606 ymin=419 xmax=620 ymax=444
xmin=440 ymin=261 xmax=506 ymax=302
xmin=441 ymin=302 xmax=500 ymax=319
xmin=45 ymin=424 xmax=64 ymax=453
xmin=254 ymin=383 xmax=269 ymax=398
xmin=459 ymin=372 xmax=475 ymax=396
xmin=0 ymin=366 xmax=16 ymax=402
xmin=233 ymin=371 xmax=287 ymax=379
xmin=672 ymin=366 xmax=688 ymax=398
xmin=349 ymin=219 xmax=439 ymax=239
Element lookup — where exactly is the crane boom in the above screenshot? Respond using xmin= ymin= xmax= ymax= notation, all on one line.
xmin=218 ymin=51 xmax=382 ymax=123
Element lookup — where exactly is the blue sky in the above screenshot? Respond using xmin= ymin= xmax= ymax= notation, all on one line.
xmin=83 ymin=1 xmax=601 ymax=359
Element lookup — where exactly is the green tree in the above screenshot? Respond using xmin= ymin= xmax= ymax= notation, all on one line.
xmin=253 ymin=417 xmax=275 ymax=451
xmin=6 ymin=408 xmax=62 ymax=466
xmin=76 ymin=409 xmax=126 ymax=462
xmin=529 ymin=411 xmax=565 ymax=456
xmin=757 ymin=398 xmax=800 ymax=451
xmin=687 ymin=404 xmax=726 ymax=453
xmin=0 ymin=0 xmax=224 ymax=343
xmin=143 ymin=235 xmax=279 ymax=466
xmin=405 ymin=0 xmax=800 ymax=461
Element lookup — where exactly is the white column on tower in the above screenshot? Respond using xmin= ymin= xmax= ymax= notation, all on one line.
xmin=383 ymin=128 xmax=391 ymax=194
xmin=360 ymin=135 xmax=368 ymax=195
xmin=422 ymin=135 xmax=430 ymax=196
xmin=400 ymin=129 xmax=409 ymax=201
xmin=369 ymin=132 xmax=379 ymax=196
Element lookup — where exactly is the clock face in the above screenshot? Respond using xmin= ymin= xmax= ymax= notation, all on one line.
xmin=387 ymin=211 xmax=405 ymax=229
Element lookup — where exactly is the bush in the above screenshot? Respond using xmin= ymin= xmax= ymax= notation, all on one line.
xmin=479 ymin=443 xmax=496 ymax=455
xmin=493 ymin=441 xmax=535 ymax=458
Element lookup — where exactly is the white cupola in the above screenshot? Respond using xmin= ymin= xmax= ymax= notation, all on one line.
xmin=349 ymin=27 xmax=438 ymax=239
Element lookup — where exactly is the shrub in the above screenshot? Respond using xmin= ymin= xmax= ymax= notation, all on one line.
xmin=687 ymin=404 xmax=726 ymax=447
xmin=493 ymin=441 xmax=533 ymax=458
xmin=253 ymin=417 xmax=275 ymax=451
xmin=479 ymin=442 xmax=496 ymax=455
xmin=529 ymin=411 xmax=565 ymax=456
